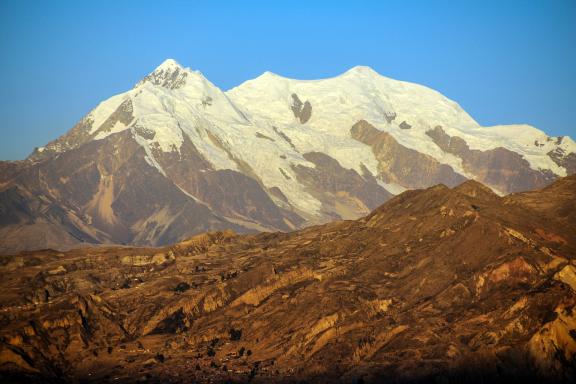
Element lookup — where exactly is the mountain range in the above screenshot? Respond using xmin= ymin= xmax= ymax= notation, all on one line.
xmin=1 ymin=59 xmax=575 ymax=254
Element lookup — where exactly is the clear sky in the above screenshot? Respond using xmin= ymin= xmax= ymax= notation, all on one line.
xmin=0 ymin=0 xmax=575 ymax=160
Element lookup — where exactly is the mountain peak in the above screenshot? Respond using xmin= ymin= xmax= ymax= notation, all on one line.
xmin=137 ymin=58 xmax=189 ymax=89
xmin=261 ymin=70 xmax=279 ymax=77
xmin=252 ymin=70 xmax=288 ymax=82
xmin=453 ymin=179 xmax=499 ymax=200
xmin=155 ymin=58 xmax=184 ymax=72
xmin=342 ymin=65 xmax=379 ymax=77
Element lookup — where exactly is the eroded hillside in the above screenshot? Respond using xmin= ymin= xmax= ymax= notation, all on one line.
xmin=1 ymin=177 xmax=575 ymax=383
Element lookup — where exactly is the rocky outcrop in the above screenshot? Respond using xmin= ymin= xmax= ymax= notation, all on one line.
xmin=137 ymin=60 xmax=188 ymax=89
xmin=351 ymin=120 xmax=467 ymax=188
xmin=231 ymin=267 xmax=319 ymax=307
xmin=548 ymin=146 xmax=576 ymax=174
xmin=27 ymin=115 xmax=95 ymax=162
xmin=153 ymin=133 xmax=303 ymax=232
xmin=291 ymin=152 xmax=392 ymax=219
xmin=290 ymin=93 xmax=312 ymax=124
xmin=398 ymin=121 xmax=411 ymax=130
xmin=426 ymin=125 xmax=556 ymax=193
xmin=528 ymin=298 xmax=576 ymax=381
xmin=28 ymin=98 xmax=134 ymax=163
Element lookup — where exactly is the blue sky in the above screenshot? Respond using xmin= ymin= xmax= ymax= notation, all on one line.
xmin=0 ymin=0 xmax=575 ymax=160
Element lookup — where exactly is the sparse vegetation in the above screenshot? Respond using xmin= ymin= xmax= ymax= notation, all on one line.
xmin=229 ymin=328 xmax=242 ymax=341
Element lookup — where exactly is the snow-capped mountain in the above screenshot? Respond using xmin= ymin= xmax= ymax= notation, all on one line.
xmin=1 ymin=59 xmax=574 ymax=253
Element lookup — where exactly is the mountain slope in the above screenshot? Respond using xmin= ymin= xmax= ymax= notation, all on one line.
xmin=227 ymin=65 xmax=575 ymax=192
xmin=504 ymin=174 xmax=576 ymax=227
xmin=1 ymin=59 xmax=574 ymax=253
xmin=0 ymin=130 xmax=247 ymax=254
xmin=0 ymin=177 xmax=574 ymax=383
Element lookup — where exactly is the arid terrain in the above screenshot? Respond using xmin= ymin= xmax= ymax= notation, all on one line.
xmin=1 ymin=176 xmax=575 ymax=383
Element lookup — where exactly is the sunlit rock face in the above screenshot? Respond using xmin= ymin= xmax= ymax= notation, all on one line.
xmin=426 ymin=125 xmax=556 ymax=193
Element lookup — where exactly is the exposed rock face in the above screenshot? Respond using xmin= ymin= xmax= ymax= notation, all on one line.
xmin=136 ymin=58 xmax=188 ymax=89
xmin=426 ymin=126 xmax=556 ymax=193
xmin=291 ymin=152 xmax=393 ymax=219
xmin=549 ymin=146 xmax=576 ymax=174
xmin=384 ymin=111 xmax=397 ymax=123
xmin=0 ymin=130 xmax=246 ymax=254
xmin=351 ymin=120 xmax=467 ymax=188
xmin=528 ymin=296 xmax=576 ymax=380
xmin=150 ymin=133 xmax=302 ymax=232
xmin=181 ymin=169 xmax=302 ymax=231
xmin=27 ymin=115 xmax=94 ymax=163
xmin=290 ymin=93 xmax=312 ymax=124
xmin=92 ymin=99 xmax=135 ymax=137
xmin=1 ymin=177 xmax=575 ymax=383
xmin=28 ymin=99 xmax=135 ymax=164
xmin=398 ymin=121 xmax=411 ymax=129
